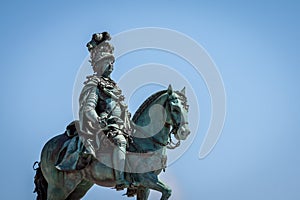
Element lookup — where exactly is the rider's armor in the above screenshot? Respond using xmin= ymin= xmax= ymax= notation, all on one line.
xmin=56 ymin=32 xmax=133 ymax=189
xmin=79 ymin=74 xmax=132 ymax=152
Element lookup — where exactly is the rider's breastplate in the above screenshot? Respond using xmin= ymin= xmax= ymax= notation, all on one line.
xmin=95 ymin=77 xmax=124 ymax=119
xmin=95 ymin=98 xmax=123 ymax=118
xmin=105 ymin=99 xmax=122 ymax=117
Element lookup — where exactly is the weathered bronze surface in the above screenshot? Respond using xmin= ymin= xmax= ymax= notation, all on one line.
xmin=34 ymin=32 xmax=190 ymax=200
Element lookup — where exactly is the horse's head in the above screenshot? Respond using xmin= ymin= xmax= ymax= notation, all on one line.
xmin=166 ymin=85 xmax=190 ymax=141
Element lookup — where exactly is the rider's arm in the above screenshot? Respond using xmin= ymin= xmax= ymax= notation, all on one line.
xmin=82 ymin=87 xmax=100 ymax=125
xmin=82 ymin=86 xmax=108 ymax=128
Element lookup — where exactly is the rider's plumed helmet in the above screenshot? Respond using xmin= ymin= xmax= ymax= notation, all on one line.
xmin=86 ymin=32 xmax=115 ymax=72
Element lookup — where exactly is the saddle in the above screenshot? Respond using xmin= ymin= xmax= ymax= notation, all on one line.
xmin=55 ymin=121 xmax=116 ymax=171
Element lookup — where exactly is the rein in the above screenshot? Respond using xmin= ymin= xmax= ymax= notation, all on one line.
xmin=167 ymin=127 xmax=181 ymax=149
xmin=147 ymin=125 xmax=181 ymax=150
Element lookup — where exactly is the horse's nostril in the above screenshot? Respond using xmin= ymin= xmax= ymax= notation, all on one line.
xmin=186 ymin=130 xmax=191 ymax=135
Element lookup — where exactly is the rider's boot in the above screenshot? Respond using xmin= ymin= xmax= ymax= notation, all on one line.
xmin=113 ymin=135 xmax=131 ymax=190
xmin=114 ymin=170 xmax=131 ymax=190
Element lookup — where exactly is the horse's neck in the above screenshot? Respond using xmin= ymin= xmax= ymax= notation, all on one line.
xmin=133 ymin=93 xmax=170 ymax=152
xmin=136 ymin=93 xmax=166 ymax=123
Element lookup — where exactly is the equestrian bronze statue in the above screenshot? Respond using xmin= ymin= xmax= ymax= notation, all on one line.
xmin=34 ymin=32 xmax=191 ymax=200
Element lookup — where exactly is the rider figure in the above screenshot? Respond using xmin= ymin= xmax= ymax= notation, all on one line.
xmin=79 ymin=32 xmax=132 ymax=189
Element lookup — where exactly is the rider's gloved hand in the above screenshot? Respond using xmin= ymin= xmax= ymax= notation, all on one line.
xmin=98 ymin=113 xmax=108 ymax=129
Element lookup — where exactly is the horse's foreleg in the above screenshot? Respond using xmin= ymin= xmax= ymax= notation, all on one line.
xmin=137 ymin=186 xmax=150 ymax=200
xmin=140 ymin=173 xmax=172 ymax=200
xmin=153 ymin=180 xmax=172 ymax=200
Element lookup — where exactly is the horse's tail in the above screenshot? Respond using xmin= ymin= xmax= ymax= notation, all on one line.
xmin=33 ymin=161 xmax=48 ymax=200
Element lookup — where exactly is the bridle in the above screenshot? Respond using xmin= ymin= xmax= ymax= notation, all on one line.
xmin=140 ymin=93 xmax=187 ymax=150
xmin=164 ymin=97 xmax=187 ymax=149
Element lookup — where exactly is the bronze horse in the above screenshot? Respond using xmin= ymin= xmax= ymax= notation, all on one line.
xmin=34 ymin=86 xmax=190 ymax=200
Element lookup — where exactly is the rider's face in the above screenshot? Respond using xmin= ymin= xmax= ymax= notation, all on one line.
xmin=102 ymin=59 xmax=114 ymax=77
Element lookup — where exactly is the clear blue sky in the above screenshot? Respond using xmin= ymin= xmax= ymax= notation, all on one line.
xmin=0 ymin=0 xmax=299 ymax=199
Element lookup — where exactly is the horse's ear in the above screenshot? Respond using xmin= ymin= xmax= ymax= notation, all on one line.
xmin=167 ymin=84 xmax=173 ymax=95
xmin=181 ymin=87 xmax=186 ymax=95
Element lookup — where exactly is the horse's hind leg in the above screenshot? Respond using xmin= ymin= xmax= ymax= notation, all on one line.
xmin=66 ymin=180 xmax=94 ymax=200
xmin=137 ymin=186 xmax=150 ymax=200
xmin=46 ymin=171 xmax=84 ymax=200
xmin=47 ymin=185 xmax=70 ymax=200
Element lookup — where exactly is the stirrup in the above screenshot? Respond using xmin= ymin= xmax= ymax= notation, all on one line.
xmin=116 ymin=181 xmax=139 ymax=191
xmin=115 ymin=180 xmax=131 ymax=191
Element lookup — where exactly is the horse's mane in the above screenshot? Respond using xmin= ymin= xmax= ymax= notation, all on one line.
xmin=132 ymin=90 xmax=167 ymax=122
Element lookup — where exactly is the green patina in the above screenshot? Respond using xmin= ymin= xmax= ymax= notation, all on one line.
xmin=34 ymin=86 xmax=190 ymax=200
